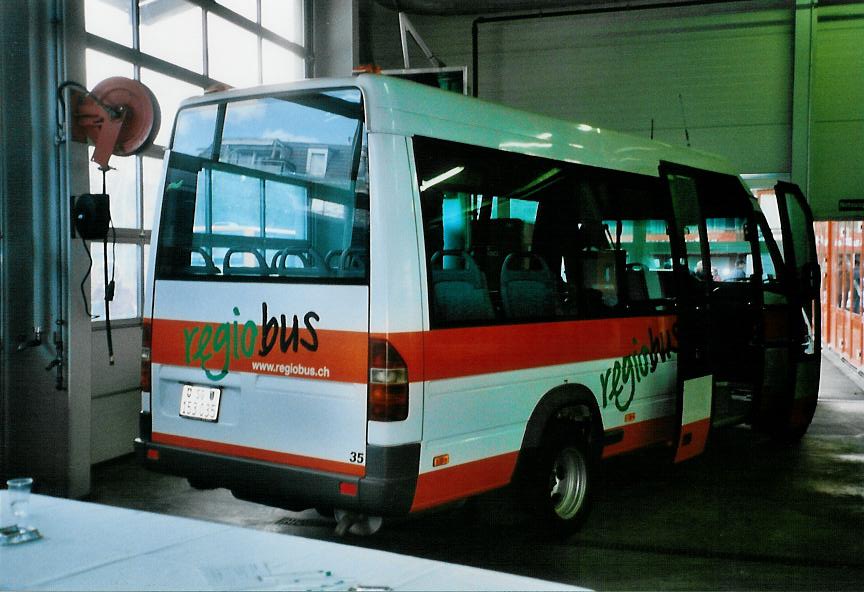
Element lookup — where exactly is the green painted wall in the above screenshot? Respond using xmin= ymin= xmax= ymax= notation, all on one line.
xmin=368 ymin=1 xmax=864 ymax=220
xmin=811 ymin=4 xmax=864 ymax=219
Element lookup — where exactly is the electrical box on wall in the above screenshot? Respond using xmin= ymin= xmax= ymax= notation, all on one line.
xmin=71 ymin=193 xmax=110 ymax=240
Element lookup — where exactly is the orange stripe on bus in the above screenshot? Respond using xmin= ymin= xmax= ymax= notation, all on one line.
xmin=673 ymin=417 xmax=711 ymax=463
xmin=387 ymin=315 xmax=677 ymax=382
xmin=411 ymin=452 xmax=519 ymax=512
xmin=602 ymin=415 xmax=677 ymax=459
xmin=152 ymin=315 xmax=676 ymax=382
xmin=151 ymin=319 xmax=367 ymax=383
xmin=151 ymin=432 xmax=365 ymax=477
xmin=423 ymin=316 xmax=677 ymax=381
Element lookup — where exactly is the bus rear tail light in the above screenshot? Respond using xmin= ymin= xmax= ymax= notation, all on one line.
xmin=368 ymin=338 xmax=409 ymax=421
xmin=141 ymin=319 xmax=152 ymax=392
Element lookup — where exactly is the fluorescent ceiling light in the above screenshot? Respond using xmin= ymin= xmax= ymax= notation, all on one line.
xmin=510 ymin=167 xmax=561 ymax=198
xmin=420 ymin=166 xmax=464 ymax=192
xmin=498 ymin=141 xmax=552 ymax=149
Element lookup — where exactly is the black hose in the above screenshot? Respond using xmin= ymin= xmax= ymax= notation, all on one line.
xmin=103 ymin=233 xmax=114 ymax=365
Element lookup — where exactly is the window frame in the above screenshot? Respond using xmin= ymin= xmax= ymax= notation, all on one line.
xmin=154 ymin=88 xmax=369 ymax=285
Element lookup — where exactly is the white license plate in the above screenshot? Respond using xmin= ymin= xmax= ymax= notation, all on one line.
xmin=179 ymin=385 xmax=221 ymax=422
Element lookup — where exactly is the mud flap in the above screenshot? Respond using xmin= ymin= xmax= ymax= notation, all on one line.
xmin=674 ymin=375 xmax=712 ymax=463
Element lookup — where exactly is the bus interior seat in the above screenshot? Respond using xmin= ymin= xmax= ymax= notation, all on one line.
xmin=625 ymin=263 xmax=648 ymax=302
xmin=644 ymin=269 xmax=664 ymax=299
xmin=581 ymin=249 xmax=624 ymax=307
xmin=471 ymin=218 xmax=524 ymax=293
xmin=429 ymin=250 xmax=495 ymax=324
xmin=270 ymin=246 xmax=326 ymax=276
xmin=325 ymin=247 xmax=368 ymax=277
xmin=656 ymin=269 xmax=676 ymax=297
xmin=188 ymin=247 xmax=219 ymax=274
xmin=579 ymin=220 xmax=612 ymax=251
xmin=500 ymin=252 xmax=557 ymax=319
xmin=222 ymin=248 xmax=270 ymax=276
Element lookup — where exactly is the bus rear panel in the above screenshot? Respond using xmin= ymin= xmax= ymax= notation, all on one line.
xmin=136 ymin=88 xmax=418 ymax=514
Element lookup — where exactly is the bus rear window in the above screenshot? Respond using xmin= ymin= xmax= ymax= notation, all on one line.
xmin=156 ymin=89 xmax=369 ymax=283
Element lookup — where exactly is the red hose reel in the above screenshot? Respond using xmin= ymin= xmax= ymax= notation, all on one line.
xmin=69 ymin=76 xmax=161 ymax=169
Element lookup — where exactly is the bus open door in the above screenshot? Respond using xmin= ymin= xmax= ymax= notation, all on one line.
xmin=661 ymin=164 xmax=714 ymax=462
xmin=753 ymin=182 xmax=821 ymax=440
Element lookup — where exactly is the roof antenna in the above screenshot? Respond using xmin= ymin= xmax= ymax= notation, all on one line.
xmin=650 ymin=117 xmax=655 ymax=140
xmin=678 ymin=93 xmax=691 ymax=148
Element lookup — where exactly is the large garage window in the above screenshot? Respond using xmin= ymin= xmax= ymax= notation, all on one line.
xmin=84 ymin=0 xmax=307 ymax=323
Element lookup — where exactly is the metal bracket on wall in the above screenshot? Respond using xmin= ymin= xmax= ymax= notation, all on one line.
xmin=398 ymin=12 xmax=446 ymax=69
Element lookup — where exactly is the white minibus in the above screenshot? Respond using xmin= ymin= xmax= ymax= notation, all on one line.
xmin=135 ymin=74 xmax=820 ymax=535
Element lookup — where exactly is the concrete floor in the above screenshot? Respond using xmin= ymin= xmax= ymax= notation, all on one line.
xmin=87 ymin=353 xmax=864 ymax=590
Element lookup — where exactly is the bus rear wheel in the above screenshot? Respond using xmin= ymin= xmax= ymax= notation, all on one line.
xmin=529 ymin=427 xmax=595 ymax=536
xmin=549 ymin=446 xmax=589 ymax=520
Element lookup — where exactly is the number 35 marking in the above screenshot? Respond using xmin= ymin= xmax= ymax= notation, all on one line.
xmin=349 ymin=451 xmax=365 ymax=464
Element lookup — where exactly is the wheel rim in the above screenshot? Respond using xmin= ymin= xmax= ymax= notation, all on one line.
xmin=548 ymin=446 xmax=588 ymax=520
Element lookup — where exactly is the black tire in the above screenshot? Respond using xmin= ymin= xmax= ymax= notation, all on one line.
xmin=528 ymin=423 xmax=596 ymax=536
xmin=770 ymin=408 xmax=817 ymax=444
xmin=758 ymin=395 xmax=818 ymax=444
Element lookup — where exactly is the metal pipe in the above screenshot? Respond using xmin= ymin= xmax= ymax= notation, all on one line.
xmin=375 ymin=0 xmax=588 ymax=16
xmin=51 ymin=0 xmax=66 ymax=390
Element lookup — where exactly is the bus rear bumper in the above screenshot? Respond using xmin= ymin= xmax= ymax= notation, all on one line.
xmin=133 ymin=435 xmax=420 ymax=517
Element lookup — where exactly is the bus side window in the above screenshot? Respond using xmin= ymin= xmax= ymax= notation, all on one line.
xmin=592 ymin=175 xmax=675 ymax=312
xmin=704 ymin=216 xmax=753 ymax=283
xmin=414 ymin=135 xmax=675 ymax=325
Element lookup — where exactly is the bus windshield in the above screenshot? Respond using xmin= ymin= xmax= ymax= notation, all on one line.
xmin=155 ymin=88 xmax=369 ymax=283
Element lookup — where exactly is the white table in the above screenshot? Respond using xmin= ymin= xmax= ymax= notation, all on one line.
xmin=0 ymin=494 xmax=583 ymax=591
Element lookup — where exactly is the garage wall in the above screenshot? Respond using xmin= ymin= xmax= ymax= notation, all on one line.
xmin=370 ymin=1 xmax=793 ymax=174
xmin=811 ymin=3 xmax=864 ymax=219
xmin=0 ymin=0 xmax=92 ymax=495
xmin=91 ymin=326 xmax=140 ymax=463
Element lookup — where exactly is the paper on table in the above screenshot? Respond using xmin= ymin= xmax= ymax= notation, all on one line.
xmin=200 ymin=562 xmax=359 ymax=591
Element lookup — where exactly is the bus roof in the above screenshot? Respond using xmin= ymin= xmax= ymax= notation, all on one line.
xmin=181 ymin=74 xmax=737 ymax=179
